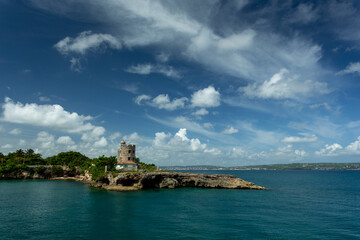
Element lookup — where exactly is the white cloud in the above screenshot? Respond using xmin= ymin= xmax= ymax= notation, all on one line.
xmin=32 ymin=1 xmax=325 ymax=83
xmin=124 ymin=132 xmax=143 ymax=144
xmin=175 ymin=128 xmax=189 ymax=142
xmin=135 ymin=95 xmax=152 ymax=105
xmin=81 ymin=126 xmax=106 ymax=142
xmin=94 ymin=137 xmax=108 ymax=148
xmin=56 ymin=136 xmax=75 ymax=145
xmin=339 ymin=62 xmax=360 ymax=75
xmin=9 ymin=128 xmax=21 ymax=135
xmin=154 ymin=132 xmax=171 ymax=146
xmin=147 ymin=115 xmax=237 ymax=144
xmin=241 ymin=68 xmax=330 ymax=100
xmin=281 ymin=134 xmax=318 ymax=143
xmin=39 ymin=96 xmax=51 ymax=102
xmin=190 ymin=138 xmax=207 ymax=151
xmin=54 ymin=30 xmax=121 ymax=55
xmin=345 ymin=136 xmax=360 ymax=153
xmin=109 ymin=132 xmax=121 ymax=141
xmin=191 ymin=86 xmax=220 ymax=108
xmin=36 ymin=131 xmax=55 ymax=149
xmin=126 ymin=63 xmax=180 ymax=78
xmin=294 ymin=149 xmax=306 ymax=157
xmin=1 ymin=144 xmax=12 ymax=149
xmin=192 ymin=108 xmax=209 ymax=116
xmin=135 ymin=94 xmax=188 ymax=111
xmin=150 ymin=94 xmax=188 ymax=111
xmin=204 ymin=147 xmax=221 ymax=155
xmin=316 ymin=143 xmax=343 ymax=156
xmin=222 ymin=126 xmax=239 ymax=135
xmin=309 ymin=103 xmax=332 ymax=111
xmin=70 ymin=58 xmax=81 ymax=72
xmin=1 ymin=98 xmax=102 ymax=134
xmin=155 ymin=128 xmax=206 ymax=153
xmin=126 ymin=64 xmax=152 ymax=74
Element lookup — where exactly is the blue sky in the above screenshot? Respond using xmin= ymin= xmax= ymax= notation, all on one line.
xmin=1 ymin=0 xmax=360 ymax=166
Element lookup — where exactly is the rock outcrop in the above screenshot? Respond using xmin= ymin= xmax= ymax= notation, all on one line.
xmin=1 ymin=169 xmax=266 ymax=190
xmin=91 ymin=172 xmax=266 ymax=191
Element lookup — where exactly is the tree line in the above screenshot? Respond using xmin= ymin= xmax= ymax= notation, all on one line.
xmin=0 ymin=149 xmax=155 ymax=177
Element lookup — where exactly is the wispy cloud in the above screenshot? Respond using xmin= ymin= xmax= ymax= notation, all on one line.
xmin=54 ymin=30 xmax=121 ymax=55
xmin=281 ymin=134 xmax=318 ymax=143
xmin=126 ymin=63 xmax=180 ymax=78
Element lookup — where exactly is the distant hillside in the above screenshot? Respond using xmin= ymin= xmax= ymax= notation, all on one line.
xmin=161 ymin=163 xmax=360 ymax=171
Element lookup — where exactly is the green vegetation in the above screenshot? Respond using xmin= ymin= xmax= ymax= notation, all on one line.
xmin=0 ymin=149 xmax=158 ymax=179
xmin=139 ymin=162 xmax=156 ymax=171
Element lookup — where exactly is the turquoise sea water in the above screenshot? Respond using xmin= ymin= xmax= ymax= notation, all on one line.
xmin=1 ymin=170 xmax=360 ymax=239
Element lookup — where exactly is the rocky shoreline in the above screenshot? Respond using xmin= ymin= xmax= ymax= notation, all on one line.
xmin=1 ymin=170 xmax=266 ymax=191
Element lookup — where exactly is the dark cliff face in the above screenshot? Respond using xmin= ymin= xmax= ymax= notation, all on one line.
xmin=93 ymin=172 xmax=266 ymax=190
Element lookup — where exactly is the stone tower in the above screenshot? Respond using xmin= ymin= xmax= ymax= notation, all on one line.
xmin=117 ymin=140 xmax=136 ymax=163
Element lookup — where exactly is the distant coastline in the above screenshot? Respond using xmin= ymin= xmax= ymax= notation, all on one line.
xmin=161 ymin=162 xmax=360 ymax=171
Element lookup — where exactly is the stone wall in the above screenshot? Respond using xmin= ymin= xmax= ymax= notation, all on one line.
xmin=117 ymin=140 xmax=136 ymax=163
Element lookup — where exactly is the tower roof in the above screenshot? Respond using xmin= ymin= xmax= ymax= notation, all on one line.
xmin=120 ymin=140 xmax=126 ymax=144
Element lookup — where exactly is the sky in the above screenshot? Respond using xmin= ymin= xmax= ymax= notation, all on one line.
xmin=1 ymin=0 xmax=360 ymax=166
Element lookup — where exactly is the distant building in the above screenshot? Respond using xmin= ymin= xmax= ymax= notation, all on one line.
xmin=116 ymin=140 xmax=138 ymax=171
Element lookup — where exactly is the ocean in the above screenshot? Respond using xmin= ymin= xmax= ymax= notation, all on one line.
xmin=1 ymin=170 xmax=359 ymax=239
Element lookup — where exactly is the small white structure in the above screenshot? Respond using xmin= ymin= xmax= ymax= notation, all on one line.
xmin=115 ymin=161 xmax=138 ymax=171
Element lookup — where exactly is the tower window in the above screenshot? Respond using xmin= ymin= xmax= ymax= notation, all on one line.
xmin=128 ymin=150 xmax=131 ymax=153
xmin=128 ymin=157 xmax=130 ymax=160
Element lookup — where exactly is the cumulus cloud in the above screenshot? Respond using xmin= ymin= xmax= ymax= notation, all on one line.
xmin=338 ymin=62 xmax=360 ymax=75
xmin=94 ymin=137 xmax=108 ymax=148
xmin=1 ymin=98 xmax=105 ymax=137
xmin=281 ymin=134 xmax=318 ymax=143
xmin=346 ymin=136 xmax=360 ymax=153
xmin=222 ymin=126 xmax=239 ymax=135
xmin=36 ymin=131 xmax=55 ymax=149
xmin=54 ymin=30 xmax=121 ymax=55
xmin=126 ymin=63 xmax=180 ymax=78
xmin=191 ymin=86 xmax=220 ymax=108
xmin=81 ymin=126 xmax=106 ymax=142
xmin=135 ymin=94 xmax=188 ymax=111
xmin=56 ymin=136 xmax=75 ymax=145
xmin=124 ymin=132 xmax=143 ymax=144
xmin=241 ymin=69 xmax=330 ymax=100
xmin=316 ymin=143 xmax=343 ymax=156
xmin=153 ymin=128 xmax=207 ymax=153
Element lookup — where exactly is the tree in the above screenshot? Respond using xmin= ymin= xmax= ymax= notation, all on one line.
xmin=49 ymin=151 xmax=91 ymax=167
xmin=15 ymin=149 xmax=25 ymax=164
xmin=0 ymin=152 xmax=4 ymax=164
xmin=93 ymin=156 xmax=117 ymax=171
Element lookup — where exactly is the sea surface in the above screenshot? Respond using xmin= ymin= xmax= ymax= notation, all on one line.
xmin=1 ymin=170 xmax=360 ymax=240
